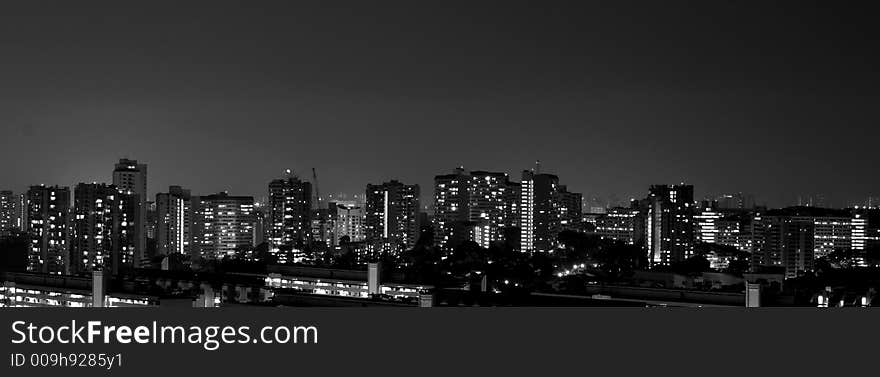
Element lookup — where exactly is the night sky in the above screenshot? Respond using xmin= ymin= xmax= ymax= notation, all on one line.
xmin=1 ymin=1 xmax=877 ymax=208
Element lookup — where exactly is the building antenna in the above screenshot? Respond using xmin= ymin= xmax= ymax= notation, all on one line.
xmin=535 ymin=160 xmax=541 ymax=174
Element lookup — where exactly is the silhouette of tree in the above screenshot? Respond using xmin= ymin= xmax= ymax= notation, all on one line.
xmin=253 ymin=242 xmax=275 ymax=264
xmin=669 ymin=254 xmax=710 ymax=275
xmin=0 ymin=233 xmax=28 ymax=272
xmin=726 ymin=252 xmax=751 ymax=275
xmin=557 ymin=230 xmax=598 ymax=263
xmin=867 ymin=245 xmax=880 ymax=267
xmin=593 ymin=241 xmax=646 ymax=280
xmin=825 ymin=249 xmax=857 ymax=269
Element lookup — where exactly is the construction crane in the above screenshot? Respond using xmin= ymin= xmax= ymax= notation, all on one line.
xmin=311 ymin=167 xmax=327 ymax=249
xmin=311 ymin=167 xmax=321 ymax=209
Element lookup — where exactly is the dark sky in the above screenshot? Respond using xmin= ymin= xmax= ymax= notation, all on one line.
xmin=1 ymin=1 xmax=877 ymax=208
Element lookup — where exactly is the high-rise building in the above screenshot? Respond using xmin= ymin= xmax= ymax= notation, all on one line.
xmin=781 ymin=218 xmax=816 ymax=278
xmin=594 ymin=206 xmax=645 ymax=246
xmin=694 ymin=201 xmax=722 ymax=244
xmin=0 ymin=190 xmax=16 ymax=236
xmin=467 ymin=171 xmax=520 ymax=249
xmin=25 ymin=185 xmax=71 ymax=274
xmin=853 ymin=209 xmax=879 ymax=266
xmin=851 ymin=212 xmax=868 ymax=257
xmin=503 ymin=181 xmax=521 ymax=230
xmin=253 ymin=202 xmax=268 ymax=247
xmin=750 ymin=207 xmax=863 ymax=277
xmin=268 ymin=171 xmax=312 ymax=250
xmin=717 ymin=192 xmax=755 ymax=210
xmin=71 ymin=183 xmax=137 ymax=275
xmin=756 ymin=216 xmax=814 ymax=278
xmin=714 ymin=213 xmax=752 ymax=252
xmin=645 ymin=184 xmax=695 ymax=266
xmin=747 ymin=211 xmax=774 ymax=268
xmin=310 ymin=206 xmax=332 ymax=249
xmin=155 ymin=186 xmax=193 ymax=258
xmin=365 ymin=180 xmax=421 ymax=250
xmin=519 ymin=170 xmax=580 ymax=253
xmin=432 ymin=168 xmax=524 ymax=250
xmin=558 ymin=186 xmax=583 ymax=232
xmin=328 ymin=201 xmax=366 ymax=246
xmin=797 ymin=194 xmax=826 ymax=208
xmin=112 ymin=159 xmax=147 ymax=267
xmin=145 ymin=201 xmax=157 ymax=240
xmin=433 ymin=168 xmax=519 ymax=250
xmin=192 ymin=192 xmax=255 ymax=260
xmin=813 ymin=215 xmax=858 ymax=259
xmin=433 ymin=168 xmax=470 ymax=250
xmin=17 ymin=193 xmax=27 ymax=232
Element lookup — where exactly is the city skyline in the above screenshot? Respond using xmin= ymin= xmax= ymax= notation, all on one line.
xmin=2 ymin=160 xmax=878 ymax=211
xmin=2 ymin=2 xmax=879 ymax=208
xmin=5 ymin=158 xmax=875 ymax=275
xmin=3 ymin=157 xmax=877 ymax=307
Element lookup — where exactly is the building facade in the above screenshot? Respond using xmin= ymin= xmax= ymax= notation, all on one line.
xmin=714 ymin=213 xmax=752 ymax=252
xmin=193 ymin=193 xmax=255 ymax=260
xmin=329 ymin=201 xmax=366 ymax=246
xmin=520 ymin=170 xmax=561 ymax=253
xmin=519 ymin=170 xmax=580 ymax=253
xmin=645 ymin=184 xmax=695 ymax=266
xmin=25 ymin=185 xmax=71 ymax=275
xmin=433 ymin=168 xmax=470 ymax=250
xmin=0 ymin=190 xmax=16 ymax=236
xmin=467 ymin=171 xmax=520 ymax=249
xmin=558 ymin=186 xmax=583 ymax=232
xmin=71 ymin=183 xmax=136 ymax=275
xmin=155 ymin=186 xmax=194 ymax=258
xmin=112 ymin=159 xmax=148 ymax=267
xmin=750 ymin=207 xmax=868 ymax=276
xmin=694 ymin=201 xmax=722 ymax=244
xmin=268 ymin=172 xmax=312 ymax=250
xmin=594 ymin=206 xmax=645 ymax=246
xmin=716 ymin=192 xmax=755 ymax=210
xmin=365 ymin=180 xmax=421 ymax=251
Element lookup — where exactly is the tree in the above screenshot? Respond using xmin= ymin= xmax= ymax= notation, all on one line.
xmin=669 ymin=254 xmax=710 ymax=275
xmin=867 ymin=245 xmax=880 ymax=267
xmin=825 ymin=249 xmax=858 ymax=269
xmin=400 ymin=232 xmax=444 ymax=284
xmin=442 ymin=241 xmax=487 ymax=277
xmin=0 ymin=233 xmax=28 ymax=272
xmin=557 ymin=230 xmax=598 ymax=263
xmin=163 ymin=252 xmax=191 ymax=271
xmin=726 ymin=253 xmax=751 ymax=275
xmin=593 ymin=241 xmax=647 ymax=280
xmin=253 ymin=242 xmax=276 ymax=264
